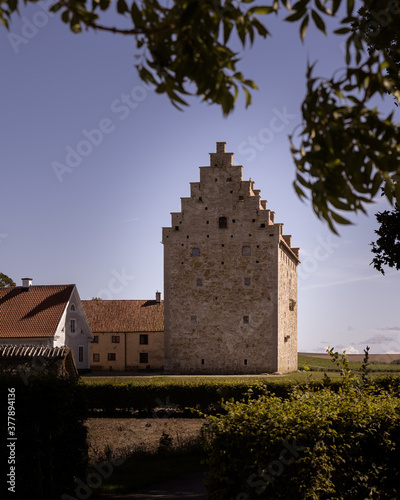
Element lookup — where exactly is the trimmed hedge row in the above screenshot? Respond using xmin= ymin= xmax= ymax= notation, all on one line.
xmin=80 ymin=376 xmax=400 ymax=416
xmin=0 ymin=373 xmax=88 ymax=500
xmin=204 ymin=385 xmax=400 ymax=499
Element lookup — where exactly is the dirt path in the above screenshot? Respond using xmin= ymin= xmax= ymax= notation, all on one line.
xmin=102 ymin=471 xmax=207 ymax=499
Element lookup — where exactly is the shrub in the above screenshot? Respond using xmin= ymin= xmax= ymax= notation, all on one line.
xmin=204 ymin=387 xmax=400 ymax=499
xmin=0 ymin=372 xmax=88 ymax=499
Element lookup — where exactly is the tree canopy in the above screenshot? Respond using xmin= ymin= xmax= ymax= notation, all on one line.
xmin=2 ymin=0 xmax=400 ymax=239
xmin=0 ymin=273 xmax=16 ymax=287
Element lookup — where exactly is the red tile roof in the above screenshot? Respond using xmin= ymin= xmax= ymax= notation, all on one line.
xmin=82 ymin=300 xmax=164 ymax=333
xmin=0 ymin=285 xmax=74 ymax=338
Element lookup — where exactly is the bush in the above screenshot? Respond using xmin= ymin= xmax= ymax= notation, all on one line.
xmin=0 ymin=372 xmax=88 ymax=499
xmin=204 ymin=387 xmax=400 ymax=499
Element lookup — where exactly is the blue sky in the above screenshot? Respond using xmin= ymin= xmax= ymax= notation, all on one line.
xmin=1 ymin=2 xmax=399 ymax=353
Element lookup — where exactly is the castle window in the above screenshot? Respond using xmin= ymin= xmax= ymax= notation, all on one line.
xmin=252 ymin=219 xmax=256 ymax=222
xmin=196 ymin=279 xmax=203 ymax=287
xmin=219 ymin=217 xmax=227 ymax=228
xmin=244 ymin=277 xmax=251 ymax=286
xmin=191 ymin=315 xmax=197 ymax=324
xmin=242 ymin=246 xmax=251 ymax=256
xmin=244 ymin=359 xmax=248 ymax=365
xmin=112 ymin=336 xmax=120 ymax=343
xmin=260 ymin=223 xmax=266 ymax=228
xmin=215 ymin=178 xmax=218 ymax=182
xmin=269 ymin=234 xmax=274 ymax=237
xmin=206 ymin=221 xmax=209 ymax=224
xmin=71 ymin=304 xmax=75 ymax=311
xmin=192 ymin=247 xmax=200 ymax=256
xmin=92 ymin=336 xmax=99 ymax=343
xmin=140 ymin=353 xmax=149 ymax=364
xmin=140 ymin=334 xmax=148 ymax=345
xmin=201 ymin=359 xmax=205 ymax=365
xmin=226 ymin=177 xmax=232 ymax=182
xmin=239 ymin=196 xmax=244 ymax=201
xmin=232 ymin=219 xmax=235 ymax=223
xmin=108 ymin=353 xmax=116 ymax=361
xmin=93 ymin=353 xmax=100 ymax=362
xmin=199 ymin=197 xmax=202 ymax=201
xmin=243 ymin=316 xmax=249 ymax=324
xmin=289 ymin=299 xmax=296 ymax=311
xmin=78 ymin=346 xmax=83 ymax=363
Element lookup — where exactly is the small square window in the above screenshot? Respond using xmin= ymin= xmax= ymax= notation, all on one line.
xmin=93 ymin=353 xmax=100 ymax=362
xmin=192 ymin=247 xmax=200 ymax=256
xmin=196 ymin=279 xmax=203 ymax=287
xmin=191 ymin=315 xmax=197 ymax=324
xmin=215 ymin=178 xmax=218 ymax=182
xmin=226 ymin=177 xmax=232 ymax=182
xmin=206 ymin=221 xmax=209 ymax=224
xmin=140 ymin=334 xmax=148 ymax=345
xmin=140 ymin=353 xmax=149 ymax=364
xmin=92 ymin=336 xmax=99 ymax=344
xmin=219 ymin=217 xmax=227 ymax=228
xmin=232 ymin=219 xmax=235 ymax=223
xmin=239 ymin=196 xmax=244 ymax=201
xmin=199 ymin=196 xmax=202 ymax=201
xmin=260 ymin=223 xmax=266 ymax=228
xmin=243 ymin=316 xmax=249 ymax=324
xmin=244 ymin=277 xmax=251 ymax=286
xmin=242 ymin=246 xmax=251 ymax=256
xmin=112 ymin=336 xmax=120 ymax=343
xmin=175 ymin=226 xmax=179 ymax=231
xmin=108 ymin=353 xmax=116 ymax=361
xmin=252 ymin=219 xmax=256 ymax=222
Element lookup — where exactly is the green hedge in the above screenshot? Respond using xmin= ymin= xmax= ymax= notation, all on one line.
xmin=204 ymin=385 xmax=400 ymax=499
xmin=81 ymin=379 xmax=297 ymax=416
xmin=80 ymin=376 xmax=400 ymax=417
xmin=0 ymin=373 xmax=88 ymax=499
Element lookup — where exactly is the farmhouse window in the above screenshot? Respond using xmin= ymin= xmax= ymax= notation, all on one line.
xmin=70 ymin=319 xmax=76 ymax=333
xmin=93 ymin=353 xmax=100 ymax=362
xmin=92 ymin=336 xmax=99 ymax=343
xmin=108 ymin=353 xmax=116 ymax=361
xmin=140 ymin=334 xmax=148 ymax=345
xmin=112 ymin=336 xmax=120 ymax=343
xmin=219 ymin=217 xmax=227 ymax=228
xmin=140 ymin=353 xmax=149 ymax=364
xmin=78 ymin=346 xmax=83 ymax=363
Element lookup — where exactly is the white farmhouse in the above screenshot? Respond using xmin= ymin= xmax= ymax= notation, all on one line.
xmin=0 ymin=278 xmax=93 ymax=371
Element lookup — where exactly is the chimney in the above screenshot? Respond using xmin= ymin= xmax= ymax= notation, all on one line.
xmin=155 ymin=291 xmax=161 ymax=304
xmin=21 ymin=278 xmax=32 ymax=290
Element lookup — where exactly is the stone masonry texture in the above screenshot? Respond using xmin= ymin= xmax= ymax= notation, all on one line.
xmin=162 ymin=143 xmax=300 ymax=374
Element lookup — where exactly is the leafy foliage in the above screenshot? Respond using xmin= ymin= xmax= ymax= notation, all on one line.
xmin=1 ymin=0 xmax=400 ymax=235
xmin=371 ymin=204 xmax=400 ymax=274
xmin=0 ymin=372 xmax=88 ymax=499
xmin=0 ymin=272 xmax=15 ymax=287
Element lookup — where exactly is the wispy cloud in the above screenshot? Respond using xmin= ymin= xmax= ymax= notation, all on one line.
xmin=360 ymin=335 xmax=394 ymax=344
xmin=301 ymin=270 xmax=398 ymax=291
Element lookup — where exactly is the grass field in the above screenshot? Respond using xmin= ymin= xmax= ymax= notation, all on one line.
xmin=80 ymin=354 xmax=400 ymax=386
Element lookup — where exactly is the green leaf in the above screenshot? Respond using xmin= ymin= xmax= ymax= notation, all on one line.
xmin=311 ymin=9 xmax=326 ymax=34
xmin=117 ymin=0 xmax=128 ymax=14
xmin=285 ymin=9 xmax=306 ymax=22
xmin=347 ymin=0 xmax=354 ymax=16
xmin=300 ymin=14 xmax=309 ymax=41
xmin=333 ymin=27 xmax=351 ymax=35
xmin=130 ymin=2 xmax=143 ymax=28
xmin=61 ymin=9 xmax=69 ymax=23
xmin=249 ymin=6 xmax=275 ymax=15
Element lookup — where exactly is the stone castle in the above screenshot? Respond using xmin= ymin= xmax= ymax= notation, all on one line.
xmin=162 ymin=142 xmax=300 ymax=374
